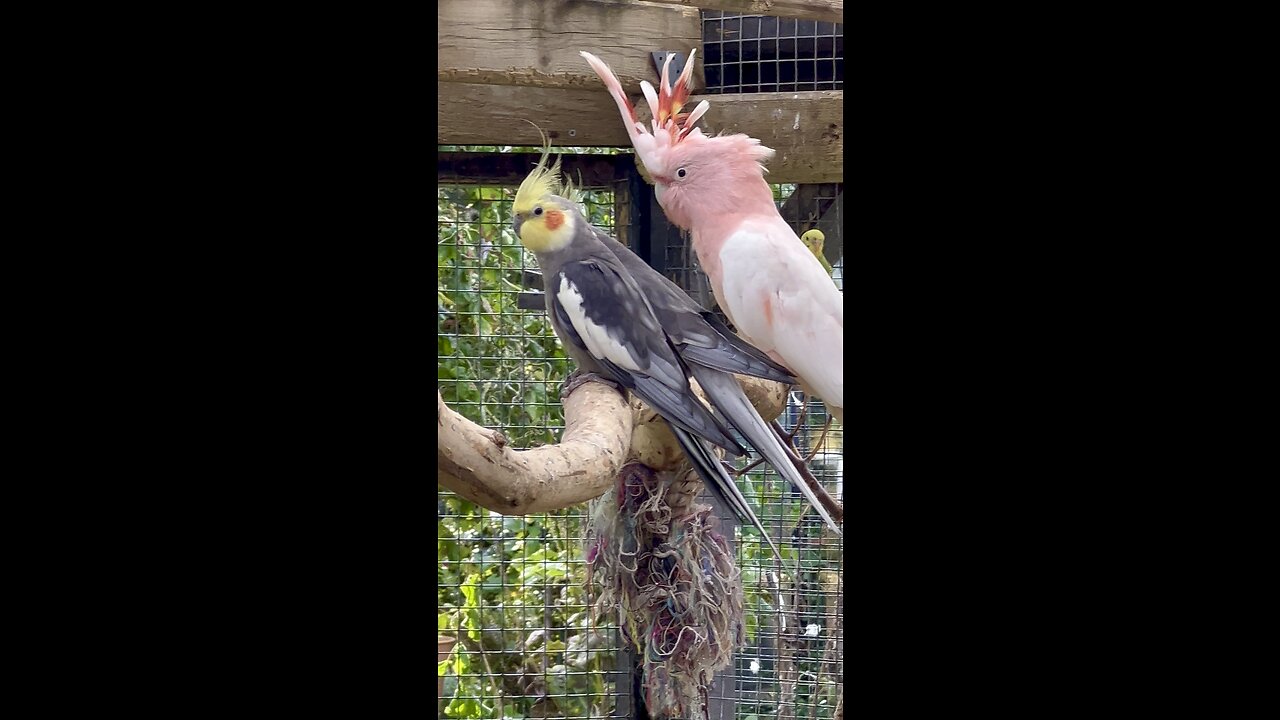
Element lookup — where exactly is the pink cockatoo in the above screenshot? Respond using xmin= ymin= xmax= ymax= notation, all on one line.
xmin=581 ymin=50 xmax=844 ymax=422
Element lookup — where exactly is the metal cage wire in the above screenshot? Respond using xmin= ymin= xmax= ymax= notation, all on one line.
xmin=700 ymin=11 xmax=844 ymax=94
xmin=439 ymin=7 xmax=844 ymax=714
xmin=439 ymin=166 xmax=843 ymax=720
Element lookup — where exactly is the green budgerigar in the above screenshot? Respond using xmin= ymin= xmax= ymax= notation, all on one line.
xmin=800 ymin=229 xmax=835 ymax=275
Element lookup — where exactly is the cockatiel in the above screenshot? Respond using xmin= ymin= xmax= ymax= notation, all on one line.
xmin=511 ymin=147 xmax=841 ymax=550
xmin=582 ymin=50 xmax=844 ymax=423
xmin=800 ymin=229 xmax=835 ymax=276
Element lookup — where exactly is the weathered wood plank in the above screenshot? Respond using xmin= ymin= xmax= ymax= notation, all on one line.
xmin=438 ymin=151 xmax=634 ymax=187
xmin=438 ymin=0 xmax=702 ymax=93
xmin=692 ymin=91 xmax=843 ymax=183
xmin=641 ymin=0 xmax=843 ymax=25
xmin=438 ymin=82 xmax=634 ymax=147
xmin=438 ymin=84 xmax=843 ymax=184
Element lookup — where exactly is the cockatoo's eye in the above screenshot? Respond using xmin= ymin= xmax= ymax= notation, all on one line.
xmin=534 ymin=207 xmax=544 ymax=216
xmin=676 ymin=168 xmax=688 ymax=179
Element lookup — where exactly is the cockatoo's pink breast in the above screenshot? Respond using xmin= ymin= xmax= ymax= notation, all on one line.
xmin=689 ymin=224 xmax=732 ymax=319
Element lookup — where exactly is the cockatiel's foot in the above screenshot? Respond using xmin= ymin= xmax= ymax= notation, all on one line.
xmin=560 ymin=369 xmax=623 ymax=401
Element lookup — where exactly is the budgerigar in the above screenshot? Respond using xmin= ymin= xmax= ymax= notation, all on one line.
xmin=582 ymin=50 xmax=844 ymax=423
xmin=800 ymin=229 xmax=835 ymax=276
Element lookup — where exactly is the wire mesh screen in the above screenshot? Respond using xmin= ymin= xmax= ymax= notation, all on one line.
xmin=660 ymin=182 xmax=844 ymax=720
xmin=701 ymin=12 xmax=844 ymax=94
xmin=438 ymin=173 xmax=630 ymax=720
xmin=439 ymin=153 xmax=843 ymax=720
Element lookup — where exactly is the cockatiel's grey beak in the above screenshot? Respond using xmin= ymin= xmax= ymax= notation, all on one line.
xmin=512 ymin=213 xmax=525 ymax=238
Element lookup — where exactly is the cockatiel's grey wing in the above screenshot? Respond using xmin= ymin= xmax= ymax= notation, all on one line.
xmin=547 ymin=257 xmax=745 ymax=457
xmin=588 ymin=227 xmax=796 ymax=384
xmin=669 ymin=425 xmax=782 ymax=560
xmin=683 ymin=309 xmax=795 ymax=383
xmin=584 ymin=224 xmax=840 ymax=537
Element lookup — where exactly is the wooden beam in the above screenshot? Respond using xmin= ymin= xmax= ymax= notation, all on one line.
xmin=438 ymin=84 xmax=842 ymax=184
xmin=438 ymin=0 xmax=702 ymax=93
xmin=438 ymin=82 xmax=633 ymax=147
xmin=640 ymin=0 xmax=843 ymax=25
xmin=693 ymin=91 xmax=843 ymax=183
xmin=437 ymin=151 xmax=633 ymax=187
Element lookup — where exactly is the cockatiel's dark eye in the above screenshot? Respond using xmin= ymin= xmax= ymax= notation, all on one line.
xmin=677 ymin=168 xmax=687 ymax=178
xmin=534 ymin=207 xmax=544 ymax=216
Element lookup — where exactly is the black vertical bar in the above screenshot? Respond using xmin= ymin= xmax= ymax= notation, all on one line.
xmin=626 ymin=168 xmax=658 ymax=270
xmin=645 ymin=189 xmax=669 ymax=277
xmin=621 ymin=166 xmax=654 ymax=720
xmin=633 ymin=654 xmax=652 ymax=720
xmin=614 ymin=639 xmax=637 ymax=720
xmin=703 ymin=488 xmax=740 ymax=720
xmin=614 ymin=639 xmax=651 ymax=720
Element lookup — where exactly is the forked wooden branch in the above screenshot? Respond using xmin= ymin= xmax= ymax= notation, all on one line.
xmin=437 ymin=374 xmax=791 ymax=515
xmin=438 ymin=380 xmax=632 ymax=514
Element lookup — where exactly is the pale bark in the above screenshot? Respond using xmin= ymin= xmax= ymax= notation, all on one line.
xmin=437 ymin=374 xmax=790 ymax=515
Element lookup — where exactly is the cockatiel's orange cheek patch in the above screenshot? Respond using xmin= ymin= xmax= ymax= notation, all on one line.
xmin=544 ymin=209 xmax=564 ymax=230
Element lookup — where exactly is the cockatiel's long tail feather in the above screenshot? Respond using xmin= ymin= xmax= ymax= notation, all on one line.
xmin=671 ymin=425 xmax=782 ymax=563
xmin=679 ymin=334 xmax=793 ymax=384
xmin=681 ymin=312 xmax=795 ymax=384
xmin=627 ymin=372 xmax=746 ymax=458
xmin=690 ymin=365 xmax=841 ymax=535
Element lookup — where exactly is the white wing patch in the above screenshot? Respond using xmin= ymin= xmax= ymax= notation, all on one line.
xmin=557 ymin=275 xmax=642 ymax=373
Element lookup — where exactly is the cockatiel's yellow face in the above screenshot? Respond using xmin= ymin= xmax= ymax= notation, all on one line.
xmin=512 ymin=151 xmax=577 ymax=253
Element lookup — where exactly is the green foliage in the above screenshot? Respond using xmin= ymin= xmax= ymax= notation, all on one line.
xmin=438 ymin=155 xmax=618 ymax=448
xmin=437 ymin=496 xmax=612 ymax=719
xmin=439 ymin=147 xmax=621 ymax=719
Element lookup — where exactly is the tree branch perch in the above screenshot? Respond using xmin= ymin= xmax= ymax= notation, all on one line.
xmin=438 ymin=380 xmax=633 ymax=514
xmin=437 ymin=374 xmax=791 ymax=515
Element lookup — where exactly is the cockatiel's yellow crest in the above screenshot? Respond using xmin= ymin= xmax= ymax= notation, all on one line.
xmin=512 ymin=126 xmax=581 ymax=253
xmin=513 ymin=147 xmax=561 ymax=214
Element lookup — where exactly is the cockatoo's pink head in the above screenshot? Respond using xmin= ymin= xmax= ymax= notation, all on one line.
xmin=581 ymin=50 xmax=776 ymax=229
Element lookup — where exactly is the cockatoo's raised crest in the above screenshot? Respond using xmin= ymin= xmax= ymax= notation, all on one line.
xmin=581 ymin=51 xmax=774 ymax=187
xmin=581 ymin=51 xmax=709 ymax=143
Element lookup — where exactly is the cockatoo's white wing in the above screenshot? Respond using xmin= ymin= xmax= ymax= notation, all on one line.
xmin=717 ymin=217 xmax=844 ymax=410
